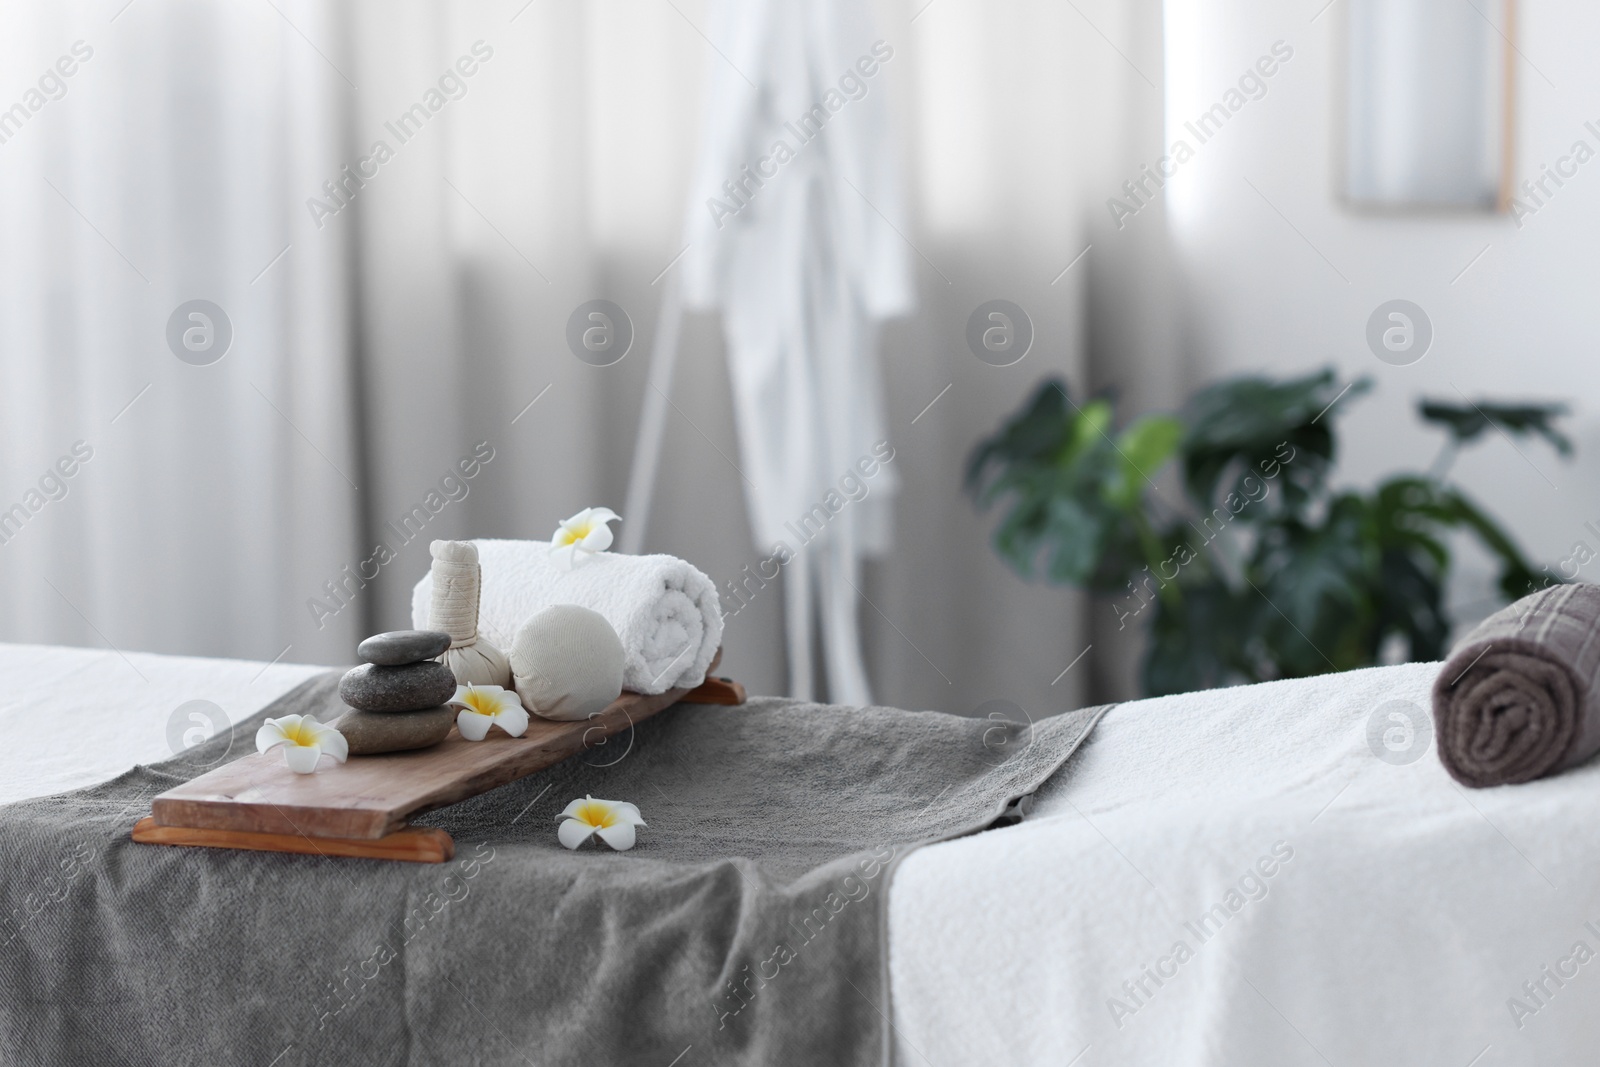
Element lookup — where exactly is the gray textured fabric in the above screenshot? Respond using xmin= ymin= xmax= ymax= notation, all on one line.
xmin=1433 ymin=582 xmax=1600 ymax=787
xmin=0 ymin=672 xmax=1108 ymax=1066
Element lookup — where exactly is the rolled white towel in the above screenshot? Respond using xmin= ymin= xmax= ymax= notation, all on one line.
xmin=410 ymin=539 xmax=723 ymax=695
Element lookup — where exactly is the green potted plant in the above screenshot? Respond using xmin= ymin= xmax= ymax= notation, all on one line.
xmin=966 ymin=368 xmax=1569 ymax=696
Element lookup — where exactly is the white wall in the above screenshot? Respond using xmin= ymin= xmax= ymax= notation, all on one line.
xmin=1156 ymin=0 xmax=1600 ymax=634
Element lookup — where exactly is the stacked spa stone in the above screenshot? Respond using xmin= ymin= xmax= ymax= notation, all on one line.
xmin=334 ymin=630 xmax=460 ymax=755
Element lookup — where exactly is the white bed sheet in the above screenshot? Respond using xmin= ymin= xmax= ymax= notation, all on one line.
xmin=8 ymin=644 xmax=1598 ymax=1066
xmin=890 ymin=661 xmax=1600 ymax=1066
xmin=0 ymin=643 xmax=325 ymax=806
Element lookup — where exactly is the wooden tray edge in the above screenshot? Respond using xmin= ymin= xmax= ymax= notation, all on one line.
xmin=131 ymin=816 xmax=454 ymax=863
xmin=683 ymin=676 xmax=746 ymax=705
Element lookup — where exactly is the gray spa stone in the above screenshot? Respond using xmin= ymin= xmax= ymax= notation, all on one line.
xmin=335 ymin=705 xmax=457 ymax=755
xmin=357 ymin=629 xmax=452 ymax=666
xmin=339 ymin=661 xmax=457 ymax=712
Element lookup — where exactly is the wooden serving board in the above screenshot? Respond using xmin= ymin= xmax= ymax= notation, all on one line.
xmin=130 ymin=818 xmax=458 ymax=863
xmin=134 ymin=672 xmax=745 ymax=862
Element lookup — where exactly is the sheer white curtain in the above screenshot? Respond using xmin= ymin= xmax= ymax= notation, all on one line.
xmin=1 ymin=0 xmax=1163 ymax=712
xmin=342 ymin=0 xmax=1164 ymax=712
xmin=0 ymin=0 xmax=360 ymax=670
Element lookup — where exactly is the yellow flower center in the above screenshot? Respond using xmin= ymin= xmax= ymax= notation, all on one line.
xmin=460 ymin=688 xmax=503 ymax=717
xmin=280 ymin=719 xmax=318 ymax=747
xmin=555 ymin=521 xmax=595 ymax=547
xmin=572 ymin=800 xmax=618 ymax=829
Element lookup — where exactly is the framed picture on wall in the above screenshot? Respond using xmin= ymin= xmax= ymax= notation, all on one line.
xmin=1342 ymin=0 xmax=1515 ymax=212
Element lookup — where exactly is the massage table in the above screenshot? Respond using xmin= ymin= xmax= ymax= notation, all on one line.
xmin=5 ymin=643 xmax=1595 ymax=1065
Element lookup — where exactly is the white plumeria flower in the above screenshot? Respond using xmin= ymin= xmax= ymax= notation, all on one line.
xmin=450 ymin=684 xmax=530 ymax=741
xmin=550 ymin=507 xmax=620 ymax=570
xmin=557 ymin=796 xmax=646 ymax=851
xmin=255 ymin=714 xmax=348 ymax=774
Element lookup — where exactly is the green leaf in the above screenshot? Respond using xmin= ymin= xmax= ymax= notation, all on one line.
xmin=1042 ymin=496 xmax=1106 ymax=584
xmin=1143 ymin=584 xmax=1247 ymax=695
xmin=1107 ymin=415 xmax=1182 ymax=509
xmin=1246 ymin=496 xmax=1375 ymax=678
xmin=966 ymin=379 xmax=1074 ymax=500
xmin=1419 ymin=399 xmax=1572 ymax=456
xmin=1373 ymin=547 xmax=1449 ymax=661
xmin=1182 ymin=368 xmax=1371 ymax=513
xmin=1437 ymin=486 xmax=1550 ymax=599
xmin=1066 ymin=399 xmax=1113 ymax=461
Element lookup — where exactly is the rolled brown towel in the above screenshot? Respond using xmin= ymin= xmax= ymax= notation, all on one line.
xmin=1432 ymin=583 xmax=1600 ymax=787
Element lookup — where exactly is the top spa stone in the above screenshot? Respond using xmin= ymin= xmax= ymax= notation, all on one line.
xmin=357 ymin=629 xmax=452 ymax=666
xmin=339 ymin=661 xmax=457 ymax=712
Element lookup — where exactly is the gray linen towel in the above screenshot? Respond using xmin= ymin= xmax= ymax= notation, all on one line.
xmin=0 ymin=672 xmax=1108 ymax=1066
xmin=1432 ymin=582 xmax=1600 ymax=787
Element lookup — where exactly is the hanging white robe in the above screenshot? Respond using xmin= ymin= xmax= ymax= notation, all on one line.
xmin=679 ymin=0 xmax=914 ymax=704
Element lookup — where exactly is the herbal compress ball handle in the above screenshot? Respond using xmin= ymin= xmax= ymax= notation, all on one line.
xmin=428 ymin=539 xmax=513 ymax=688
